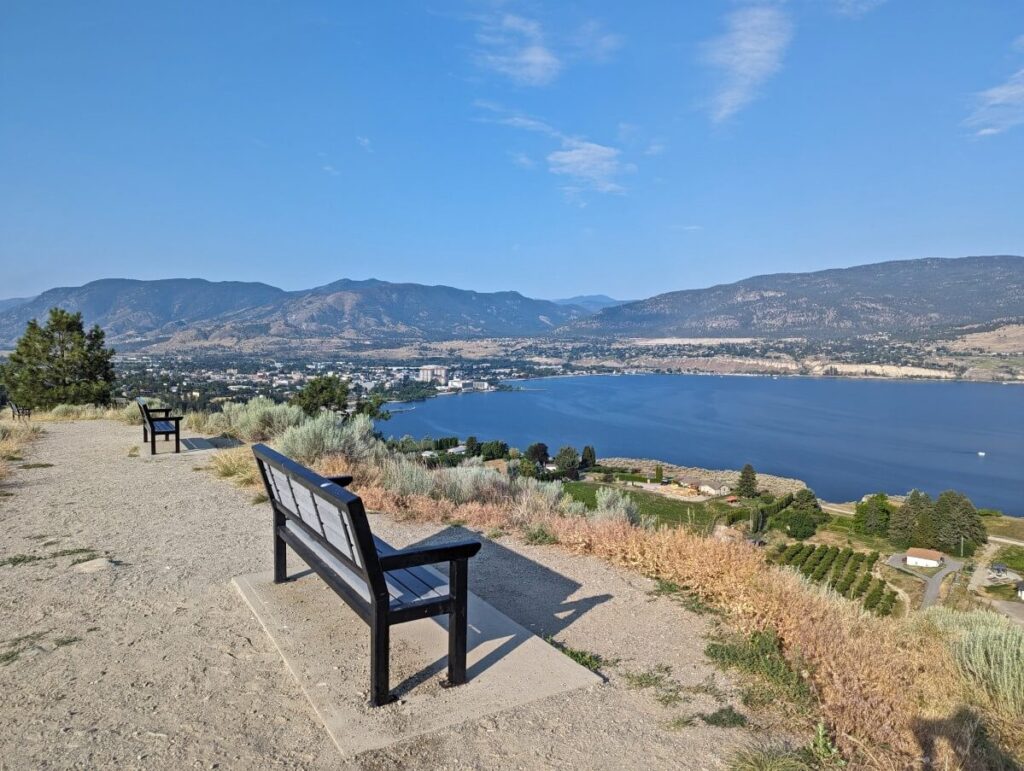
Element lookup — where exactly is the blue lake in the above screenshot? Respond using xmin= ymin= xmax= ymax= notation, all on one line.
xmin=383 ymin=374 xmax=1024 ymax=516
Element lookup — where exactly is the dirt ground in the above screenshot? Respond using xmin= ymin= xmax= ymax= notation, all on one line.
xmin=0 ymin=420 xmax=782 ymax=769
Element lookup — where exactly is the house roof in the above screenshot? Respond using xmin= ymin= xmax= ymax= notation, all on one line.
xmin=906 ymin=547 xmax=944 ymax=560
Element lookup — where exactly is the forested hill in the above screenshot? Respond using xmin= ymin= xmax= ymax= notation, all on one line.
xmin=558 ymin=256 xmax=1024 ymax=339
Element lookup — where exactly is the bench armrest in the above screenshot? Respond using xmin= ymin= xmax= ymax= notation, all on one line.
xmin=148 ymin=407 xmax=172 ymax=416
xmin=327 ymin=475 xmax=353 ymax=488
xmin=378 ymin=539 xmax=481 ymax=571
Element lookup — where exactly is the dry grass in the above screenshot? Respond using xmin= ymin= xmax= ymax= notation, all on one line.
xmin=0 ymin=421 xmax=42 ymax=464
xmin=204 ymin=432 xmax=1017 ymax=767
xmin=210 ymin=446 xmax=261 ymax=487
xmin=310 ymin=474 xmax=1000 ymax=767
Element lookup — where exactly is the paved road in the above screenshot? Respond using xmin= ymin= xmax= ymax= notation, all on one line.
xmin=886 ymin=554 xmax=964 ymax=609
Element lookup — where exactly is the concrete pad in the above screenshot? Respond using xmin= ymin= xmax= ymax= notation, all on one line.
xmin=233 ymin=570 xmax=603 ymax=758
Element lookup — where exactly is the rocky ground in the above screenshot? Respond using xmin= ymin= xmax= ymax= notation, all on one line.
xmin=0 ymin=420 xmax=786 ymax=769
xmin=598 ymin=457 xmax=805 ymax=496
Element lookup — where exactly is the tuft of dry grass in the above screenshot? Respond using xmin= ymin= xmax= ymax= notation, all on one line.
xmin=210 ymin=446 xmax=261 ymax=487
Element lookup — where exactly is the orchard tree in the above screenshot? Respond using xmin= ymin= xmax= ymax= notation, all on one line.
xmin=291 ymin=375 xmax=349 ymax=416
xmin=0 ymin=308 xmax=115 ymax=409
xmin=735 ymin=464 xmax=758 ymax=498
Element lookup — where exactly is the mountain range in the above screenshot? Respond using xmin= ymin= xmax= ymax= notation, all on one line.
xmin=1 ymin=256 xmax=1021 ymax=351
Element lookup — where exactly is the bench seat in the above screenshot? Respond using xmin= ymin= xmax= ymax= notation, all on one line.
xmin=255 ymin=443 xmax=481 ymax=705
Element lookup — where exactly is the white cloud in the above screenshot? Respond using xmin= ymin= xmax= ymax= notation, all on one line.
xmin=322 ymin=164 xmax=340 ymax=176
xmin=571 ymin=20 xmax=623 ymax=62
xmin=509 ymin=151 xmax=535 ymax=168
xmin=966 ymin=68 xmax=1024 ymax=136
xmin=356 ymin=136 xmax=372 ymax=152
xmin=475 ymin=14 xmax=562 ymax=86
xmin=830 ymin=0 xmax=888 ymax=18
xmin=644 ymin=141 xmax=667 ymax=156
xmin=478 ymin=103 xmax=632 ymax=195
xmin=702 ymin=6 xmax=794 ymax=123
xmin=547 ymin=140 xmax=629 ymax=194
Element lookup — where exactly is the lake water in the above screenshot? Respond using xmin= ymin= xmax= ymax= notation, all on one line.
xmin=384 ymin=374 xmax=1024 ymax=516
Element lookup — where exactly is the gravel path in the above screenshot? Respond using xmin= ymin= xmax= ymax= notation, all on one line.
xmin=0 ymin=420 xmax=774 ymax=769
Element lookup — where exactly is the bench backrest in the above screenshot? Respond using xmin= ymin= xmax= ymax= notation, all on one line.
xmin=136 ymin=397 xmax=156 ymax=426
xmin=252 ymin=444 xmax=383 ymax=605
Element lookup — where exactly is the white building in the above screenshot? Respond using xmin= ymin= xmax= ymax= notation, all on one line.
xmin=906 ymin=548 xmax=943 ymax=569
xmin=417 ymin=365 xmax=449 ymax=385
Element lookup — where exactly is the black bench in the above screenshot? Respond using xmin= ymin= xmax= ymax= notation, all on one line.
xmin=9 ymin=400 xmax=31 ymax=422
xmin=136 ymin=397 xmax=182 ymax=455
xmin=252 ymin=444 xmax=482 ymax=706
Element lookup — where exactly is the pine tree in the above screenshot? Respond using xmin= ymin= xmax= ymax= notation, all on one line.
xmin=0 ymin=308 xmax=115 ymax=409
xmin=933 ymin=491 xmax=986 ymax=557
xmin=853 ymin=493 xmax=893 ymax=536
xmin=581 ymin=445 xmax=597 ymax=469
xmin=290 ymin=375 xmax=349 ymax=416
xmin=735 ymin=464 xmax=758 ymax=498
xmin=889 ymin=490 xmax=930 ymax=549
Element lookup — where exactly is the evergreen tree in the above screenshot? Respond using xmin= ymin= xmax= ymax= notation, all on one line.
xmin=853 ymin=493 xmax=893 ymax=536
xmin=465 ymin=436 xmax=480 ymax=456
xmin=735 ymin=464 xmax=758 ymax=498
xmin=933 ymin=490 xmax=986 ymax=557
xmin=554 ymin=445 xmax=581 ymax=477
xmin=0 ymin=308 xmax=115 ymax=409
xmin=525 ymin=442 xmax=549 ymax=465
xmin=290 ymin=375 xmax=349 ymax=416
xmin=581 ymin=445 xmax=597 ymax=469
xmin=889 ymin=490 xmax=930 ymax=549
xmin=654 ymin=464 xmax=664 ymax=483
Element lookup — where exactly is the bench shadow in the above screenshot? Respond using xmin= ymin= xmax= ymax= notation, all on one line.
xmin=912 ymin=707 xmax=1019 ymax=770
xmin=387 ymin=525 xmax=612 ymax=698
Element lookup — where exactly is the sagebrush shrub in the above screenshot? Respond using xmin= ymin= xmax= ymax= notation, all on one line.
xmin=277 ymin=413 xmax=349 ymax=464
xmin=221 ymin=397 xmax=306 ymax=442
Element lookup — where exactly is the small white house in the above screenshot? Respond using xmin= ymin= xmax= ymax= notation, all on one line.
xmin=906 ymin=547 xmax=944 ymax=569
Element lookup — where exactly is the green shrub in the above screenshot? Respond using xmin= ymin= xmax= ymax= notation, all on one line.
xmin=923 ymin=608 xmax=1024 ymax=718
xmin=277 ymin=413 xmax=349 ymax=464
xmin=591 ymin=486 xmax=641 ymax=525
xmin=221 ymin=397 xmax=306 ymax=442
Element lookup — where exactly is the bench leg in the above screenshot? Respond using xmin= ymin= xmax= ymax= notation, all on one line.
xmin=273 ymin=525 xmax=287 ymax=583
xmin=143 ymin=425 xmax=148 ymax=442
xmin=370 ymin=618 xmax=392 ymax=706
xmin=174 ymin=430 xmax=180 ymax=453
xmin=447 ymin=558 xmax=469 ymax=686
xmin=150 ymin=433 xmax=156 ymax=455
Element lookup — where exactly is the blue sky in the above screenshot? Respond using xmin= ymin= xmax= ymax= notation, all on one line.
xmin=2 ymin=1 xmax=1023 ymax=300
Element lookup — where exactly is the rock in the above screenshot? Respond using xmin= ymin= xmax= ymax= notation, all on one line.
xmin=73 ymin=558 xmax=115 ymax=573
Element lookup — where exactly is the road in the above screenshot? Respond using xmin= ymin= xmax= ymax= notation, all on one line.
xmin=886 ymin=554 xmax=964 ymax=609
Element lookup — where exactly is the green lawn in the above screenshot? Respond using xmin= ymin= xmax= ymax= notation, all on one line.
xmin=982 ymin=583 xmax=1022 ymax=602
xmin=562 ymin=481 xmax=729 ymax=533
xmin=993 ymin=545 xmax=1024 ymax=573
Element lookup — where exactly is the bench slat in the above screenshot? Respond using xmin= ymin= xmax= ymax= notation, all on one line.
xmin=385 ymin=565 xmax=448 ymax=607
xmin=285 ymin=522 xmax=372 ymax=603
